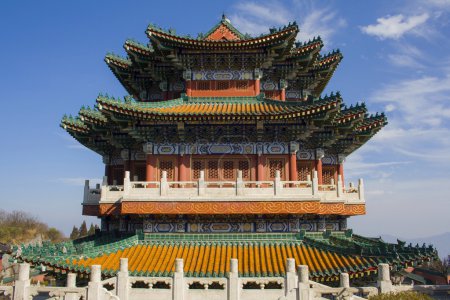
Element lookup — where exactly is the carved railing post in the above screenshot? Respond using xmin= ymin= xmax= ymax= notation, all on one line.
xmin=236 ymin=170 xmax=244 ymax=196
xmin=198 ymin=171 xmax=205 ymax=196
xmin=297 ymin=265 xmax=310 ymax=300
xmin=87 ymin=265 xmax=103 ymax=300
xmin=358 ymin=178 xmax=365 ymax=201
xmin=13 ymin=263 xmax=30 ymax=300
xmin=285 ymin=258 xmax=296 ymax=297
xmin=117 ymin=258 xmax=129 ymax=300
xmin=65 ymin=273 xmax=78 ymax=300
xmin=123 ymin=171 xmax=131 ymax=197
xmin=377 ymin=263 xmax=392 ymax=294
xmin=228 ymin=258 xmax=240 ymax=300
xmin=160 ymin=171 xmax=168 ymax=196
xmin=173 ymin=258 xmax=184 ymax=300
xmin=83 ymin=180 xmax=90 ymax=203
xmin=312 ymin=171 xmax=319 ymax=196
xmin=337 ymin=175 xmax=343 ymax=198
xmin=274 ymin=170 xmax=282 ymax=195
xmin=101 ymin=176 xmax=108 ymax=202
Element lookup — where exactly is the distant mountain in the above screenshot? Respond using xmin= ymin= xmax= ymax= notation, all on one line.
xmin=380 ymin=232 xmax=450 ymax=260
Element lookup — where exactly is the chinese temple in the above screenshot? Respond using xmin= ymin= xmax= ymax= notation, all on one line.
xmin=17 ymin=15 xmax=435 ymax=283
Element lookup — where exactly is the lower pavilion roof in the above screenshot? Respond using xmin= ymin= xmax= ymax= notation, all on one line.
xmin=17 ymin=231 xmax=435 ymax=281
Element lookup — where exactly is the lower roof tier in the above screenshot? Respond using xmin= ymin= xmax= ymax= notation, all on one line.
xmin=61 ymin=93 xmax=387 ymax=157
xmin=17 ymin=231 xmax=435 ymax=281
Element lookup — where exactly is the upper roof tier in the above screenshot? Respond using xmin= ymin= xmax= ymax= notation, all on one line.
xmin=106 ymin=16 xmax=342 ymax=101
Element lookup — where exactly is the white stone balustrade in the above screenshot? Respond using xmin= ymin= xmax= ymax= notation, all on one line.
xmin=6 ymin=260 xmax=449 ymax=300
xmin=83 ymin=171 xmax=365 ymax=206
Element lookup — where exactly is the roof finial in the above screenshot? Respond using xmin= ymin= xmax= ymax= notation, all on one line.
xmin=222 ymin=12 xmax=231 ymax=23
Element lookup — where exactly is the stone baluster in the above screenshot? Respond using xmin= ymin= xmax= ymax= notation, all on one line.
xmin=117 ymin=258 xmax=129 ymax=300
xmin=306 ymin=174 xmax=311 ymax=183
xmin=13 ymin=263 xmax=30 ymax=300
xmin=274 ymin=170 xmax=282 ymax=195
xmin=100 ymin=176 xmax=108 ymax=202
xmin=236 ymin=170 xmax=244 ymax=196
xmin=297 ymin=265 xmax=310 ymax=300
xmin=65 ymin=273 xmax=78 ymax=300
xmin=377 ymin=263 xmax=392 ymax=294
xmin=358 ymin=178 xmax=365 ymax=201
xmin=87 ymin=265 xmax=103 ymax=300
xmin=83 ymin=180 xmax=90 ymax=203
xmin=228 ymin=258 xmax=240 ymax=300
xmin=340 ymin=272 xmax=350 ymax=288
xmin=123 ymin=171 xmax=131 ymax=196
xmin=337 ymin=175 xmax=343 ymax=198
xmin=160 ymin=171 xmax=168 ymax=196
xmin=285 ymin=258 xmax=297 ymax=297
xmin=173 ymin=258 xmax=184 ymax=300
xmin=312 ymin=171 xmax=319 ymax=196
xmin=198 ymin=171 xmax=205 ymax=196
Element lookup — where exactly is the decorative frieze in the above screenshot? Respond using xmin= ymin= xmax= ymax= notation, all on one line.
xmin=190 ymin=70 xmax=257 ymax=81
xmin=143 ymin=142 xmax=294 ymax=155
xmin=139 ymin=217 xmax=346 ymax=233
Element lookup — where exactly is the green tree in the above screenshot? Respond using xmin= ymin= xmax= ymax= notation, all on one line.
xmin=69 ymin=226 xmax=79 ymax=240
xmin=79 ymin=221 xmax=88 ymax=237
xmin=88 ymin=223 xmax=95 ymax=236
xmin=46 ymin=227 xmax=64 ymax=242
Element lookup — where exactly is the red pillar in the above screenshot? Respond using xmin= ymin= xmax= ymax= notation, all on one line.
xmin=255 ymin=79 xmax=260 ymax=96
xmin=186 ymin=81 xmax=192 ymax=97
xmin=179 ymin=154 xmax=190 ymax=181
xmin=315 ymin=159 xmax=323 ymax=185
xmin=280 ymin=88 xmax=286 ymax=101
xmin=289 ymin=152 xmax=297 ymax=181
xmin=146 ymin=154 xmax=157 ymax=181
xmin=257 ymin=154 xmax=265 ymax=181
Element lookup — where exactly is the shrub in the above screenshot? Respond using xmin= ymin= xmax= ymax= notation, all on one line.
xmin=369 ymin=291 xmax=433 ymax=300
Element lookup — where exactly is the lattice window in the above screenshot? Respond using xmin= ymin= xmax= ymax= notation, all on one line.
xmin=192 ymin=160 xmax=204 ymax=179
xmin=197 ymin=81 xmax=210 ymax=90
xmin=223 ymin=160 xmax=234 ymax=179
xmin=269 ymin=159 xmax=284 ymax=179
xmin=239 ymin=160 xmax=250 ymax=179
xmin=297 ymin=162 xmax=312 ymax=181
xmin=236 ymin=81 xmax=249 ymax=90
xmin=322 ymin=166 xmax=336 ymax=185
xmin=217 ymin=81 xmax=229 ymax=90
xmin=208 ymin=160 xmax=219 ymax=179
xmin=134 ymin=164 xmax=146 ymax=181
xmin=159 ymin=160 xmax=174 ymax=180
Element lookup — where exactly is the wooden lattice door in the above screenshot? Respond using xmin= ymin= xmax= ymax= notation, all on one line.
xmin=222 ymin=160 xmax=236 ymax=180
xmin=268 ymin=159 xmax=285 ymax=180
xmin=322 ymin=166 xmax=336 ymax=184
xmin=297 ymin=161 xmax=312 ymax=181
xmin=192 ymin=159 xmax=205 ymax=180
xmin=238 ymin=159 xmax=251 ymax=180
xmin=158 ymin=158 xmax=176 ymax=181
xmin=133 ymin=163 xmax=146 ymax=181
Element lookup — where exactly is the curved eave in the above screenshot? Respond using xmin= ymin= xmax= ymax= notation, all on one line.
xmin=124 ymin=40 xmax=153 ymax=56
xmin=79 ymin=109 xmax=108 ymax=126
xmin=290 ymin=39 xmax=323 ymax=58
xmin=147 ymin=25 xmax=299 ymax=50
xmin=356 ymin=115 xmax=388 ymax=135
xmin=96 ymin=96 xmax=341 ymax=121
xmin=60 ymin=119 xmax=90 ymax=134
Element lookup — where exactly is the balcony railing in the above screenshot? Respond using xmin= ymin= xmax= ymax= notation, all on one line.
xmin=83 ymin=170 xmax=364 ymax=205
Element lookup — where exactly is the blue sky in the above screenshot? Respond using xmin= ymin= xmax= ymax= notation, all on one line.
xmin=0 ymin=0 xmax=449 ymax=238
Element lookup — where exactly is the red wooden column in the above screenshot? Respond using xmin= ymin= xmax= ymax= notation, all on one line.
xmin=186 ymin=81 xmax=192 ymax=97
xmin=255 ymin=79 xmax=260 ymax=96
xmin=337 ymin=154 xmax=346 ymax=187
xmin=146 ymin=154 xmax=157 ymax=181
xmin=280 ymin=88 xmax=286 ymax=101
xmin=179 ymin=154 xmax=191 ymax=182
xmin=289 ymin=142 xmax=298 ymax=181
xmin=257 ymin=153 xmax=265 ymax=181
xmin=315 ymin=149 xmax=324 ymax=185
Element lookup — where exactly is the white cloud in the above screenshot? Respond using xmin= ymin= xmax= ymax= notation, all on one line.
xmin=230 ymin=1 xmax=345 ymax=47
xmin=361 ymin=13 xmax=429 ymax=40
